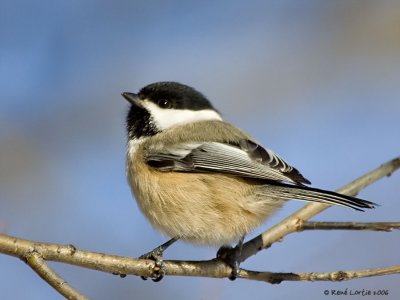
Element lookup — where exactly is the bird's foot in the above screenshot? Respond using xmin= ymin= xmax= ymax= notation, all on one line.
xmin=139 ymin=248 xmax=166 ymax=282
xmin=138 ymin=238 xmax=178 ymax=282
xmin=216 ymin=245 xmax=242 ymax=280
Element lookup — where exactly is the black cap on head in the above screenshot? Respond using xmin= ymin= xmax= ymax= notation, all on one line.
xmin=138 ymin=82 xmax=215 ymax=111
xmin=125 ymin=82 xmax=219 ymax=140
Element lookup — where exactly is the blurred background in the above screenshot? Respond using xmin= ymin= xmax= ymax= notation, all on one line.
xmin=1 ymin=0 xmax=399 ymax=299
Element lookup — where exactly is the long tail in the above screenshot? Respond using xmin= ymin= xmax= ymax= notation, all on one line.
xmin=262 ymin=181 xmax=376 ymax=211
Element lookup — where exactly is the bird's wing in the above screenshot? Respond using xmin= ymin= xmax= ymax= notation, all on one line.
xmin=144 ymin=139 xmax=311 ymax=185
xmin=144 ymin=138 xmax=377 ymax=211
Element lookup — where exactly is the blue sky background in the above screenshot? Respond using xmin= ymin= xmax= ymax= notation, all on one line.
xmin=1 ymin=1 xmax=399 ymax=299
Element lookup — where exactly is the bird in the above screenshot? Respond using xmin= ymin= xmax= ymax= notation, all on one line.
xmin=122 ymin=81 xmax=375 ymax=281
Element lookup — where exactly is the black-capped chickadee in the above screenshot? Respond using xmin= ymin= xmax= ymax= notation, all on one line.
xmin=122 ymin=82 xmax=375 ymax=281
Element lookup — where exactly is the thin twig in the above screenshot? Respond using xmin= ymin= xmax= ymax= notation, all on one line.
xmin=239 ymin=157 xmax=400 ymax=262
xmin=240 ymin=265 xmax=400 ymax=283
xmin=299 ymin=221 xmax=400 ymax=232
xmin=25 ymin=252 xmax=88 ymax=300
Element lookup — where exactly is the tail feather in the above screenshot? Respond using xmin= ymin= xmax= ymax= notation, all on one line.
xmin=262 ymin=181 xmax=376 ymax=211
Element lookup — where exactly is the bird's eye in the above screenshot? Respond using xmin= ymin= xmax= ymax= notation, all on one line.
xmin=157 ymin=99 xmax=172 ymax=108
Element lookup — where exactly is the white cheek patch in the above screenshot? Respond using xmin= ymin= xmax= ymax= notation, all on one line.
xmin=142 ymin=101 xmax=222 ymax=131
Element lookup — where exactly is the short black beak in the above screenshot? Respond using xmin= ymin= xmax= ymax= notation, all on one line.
xmin=122 ymin=92 xmax=141 ymax=107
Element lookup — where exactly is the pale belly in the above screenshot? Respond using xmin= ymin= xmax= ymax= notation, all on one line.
xmin=128 ymin=161 xmax=283 ymax=246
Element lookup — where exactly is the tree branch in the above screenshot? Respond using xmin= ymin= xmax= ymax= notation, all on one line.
xmin=0 ymin=156 xmax=399 ymax=298
xmin=25 ymin=252 xmax=88 ymax=300
xmin=299 ymin=221 xmax=400 ymax=232
xmin=1 ymin=234 xmax=399 ymax=283
xmin=240 ymin=265 xmax=400 ymax=283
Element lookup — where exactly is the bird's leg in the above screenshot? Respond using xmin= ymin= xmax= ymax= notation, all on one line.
xmin=231 ymin=236 xmax=244 ymax=279
xmin=139 ymin=237 xmax=178 ymax=282
xmin=216 ymin=236 xmax=245 ymax=280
